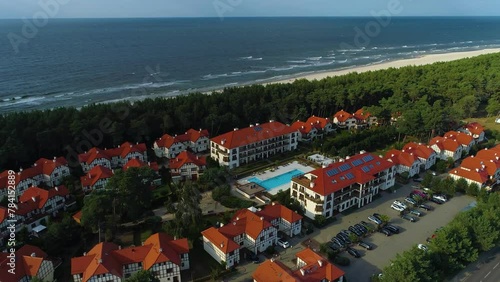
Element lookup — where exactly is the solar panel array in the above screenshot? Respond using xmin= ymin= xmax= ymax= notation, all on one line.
xmin=345 ymin=172 xmax=355 ymax=180
xmin=351 ymin=159 xmax=363 ymax=167
xmin=326 ymin=168 xmax=339 ymax=177
xmin=362 ymin=155 xmax=374 ymax=162
xmin=254 ymin=126 xmax=263 ymax=132
xmin=339 ymin=163 xmax=351 ymax=172
xmin=361 ymin=166 xmax=371 ymax=173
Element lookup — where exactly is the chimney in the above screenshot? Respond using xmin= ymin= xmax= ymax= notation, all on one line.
xmin=98 ymin=259 xmax=102 ymax=264
xmin=141 ymin=241 xmax=144 ymax=246
xmin=250 ymin=124 xmax=254 ymax=127
xmin=272 ymin=202 xmax=276 ymax=206
xmin=260 ymin=216 xmax=264 ymax=221
xmin=220 ymin=243 xmax=224 ymax=248
xmin=310 ymin=182 xmax=315 ymax=188
xmin=55 ymin=186 xmax=58 ymax=191
xmin=346 ymin=156 xmax=351 ymax=160
xmin=269 ymin=120 xmax=274 ymax=123
xmin=233 ymin=221 xmax=236 ymax=225
xmin=300 ymin=269 xmax=306 ymax=276
xmin=119 ymin=246 xmax=121 ymax=250
xmin=83 ymin=252 xmax=87 ymax=256
xmin=318 ymin=259 xmax=323 ymax=267
xmin=476 ymin=168 xmax=479 ymax=172
xmin=31 ymin=252 xmax=36 ymax=257
xmin=32 ymin=197 xmax=36 ymax=202
xmin=256 ymin=123 xmax=260 ymax=126
xmin=234 ymin=128 xmax=239 ymax=131
xmin=236 ymin=217 xmax=240 ymax=221
xmin=159 ymin=248 xmax=163 ymax=252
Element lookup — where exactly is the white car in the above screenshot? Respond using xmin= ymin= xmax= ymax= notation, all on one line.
xmin=418 ymin=244 xmax=428 ymax=252
xmin=393 ymin=200 xmax=407 ymax=209
xmin=391 ymin=204 xmax=405 ymax=212
xmin=434 ymin=195 xmax=447 ymax=202
xmin=277 ymin=239 xmax=290 ymax=249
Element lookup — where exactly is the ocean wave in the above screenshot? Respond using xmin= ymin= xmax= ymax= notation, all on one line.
xmin=287 ymin=60 xmax=307 ymax=64
xmin=306 ymin=56 xmax=323 ymax=61
xmin=239 ymin=56 xmax=263 ymax=61
xmin=0 ymin=96 xmax=46 ymax=108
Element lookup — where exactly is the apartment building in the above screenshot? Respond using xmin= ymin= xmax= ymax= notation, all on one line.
xmin=385 ymin=149 xmax=421 ymax=178
xmin=210 ymin=121 xmax=298 ymax=169
xmin=153 ymin=128 xmax=210 ymax=158
xmin=78 ymin=142 xmax=147 ymax=173
xmin=290 ymin=152 xmax=395 ymax=220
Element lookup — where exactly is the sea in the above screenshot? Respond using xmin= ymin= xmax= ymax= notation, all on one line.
xmin=1 ymin=17 xmax=500 ymax=114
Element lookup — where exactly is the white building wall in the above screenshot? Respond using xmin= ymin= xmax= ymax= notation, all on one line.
xmin=84 ymin=158 xmax=112 ymax=173
xmin=202 ymin=236 xmax=240 ymax=269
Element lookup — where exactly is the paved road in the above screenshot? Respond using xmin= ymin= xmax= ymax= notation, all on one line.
xmin=451 ymin=247 xmax=500 ymax=282
xmin=224 ymin=182 xmax=475 ymax=282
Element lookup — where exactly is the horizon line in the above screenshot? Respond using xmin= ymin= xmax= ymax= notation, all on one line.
xmin=1 ymin=15 xmax=500 ymax=20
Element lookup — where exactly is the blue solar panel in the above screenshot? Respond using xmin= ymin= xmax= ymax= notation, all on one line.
xmin=351 ymin=159 xmax=363 ymax=167
xmin=326 ymin=168 xmax=339 ymax=177
xmin=362 ymin=155 xmax=374 ymax=162
xmin=254 ymin=126 xmax=263 ymax=132
xmin=369 ymin=164 xmax=374 ymax=168
xmin=361 ymin=166 xmax=370 ymax=173
xmin=338 ymin=163 xmax=351 ymax=172
xmin=345 ymin=172 xmax=355 ymax=180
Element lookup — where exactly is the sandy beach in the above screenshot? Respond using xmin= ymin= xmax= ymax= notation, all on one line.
xmin=268 ymin=48 xmax=500 ymax=84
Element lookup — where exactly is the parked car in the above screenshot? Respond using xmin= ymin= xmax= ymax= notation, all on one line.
xmin=418 ymin=244 xmax=429 ymax=252
xmin=385 ymin=225 xmax=400 ymax=234
xmin=419 ymin=204 xmax=433 ymax=211
xmin=248 ymin=253 xmax=260 ymax=263
xmin=368 ymin=215 xmax=382 ymax=225
xmin=391 ymin=203 xmax=405 ymax=212
xmin=329 ymin=242 xmax=342 ymax=251
xmin=401 ymin=214 xmax=416 ymax=222
xmin=412 ymin=190 xmax=428 ymax=199
xmin=404 ymin=197 xmax=417 ymax=205
xmin=360 ymin=220 xmax=371 ymax=227
xmin=430 ymin=197 xmax=444 ymax=204
xmin=382 ymin=227 xmax=396 ymax=235
xmin=346 ymin=247 xmax=361 ymax=258
xmin=413 ymin=178 xmax=423 ymax=182
xmin=410 ymin=209 xmax=422 ymax=217
xmin=331 ymin=237 xmax=345 ymax=247
xmin=379 ymin=228 xmax=392 ymax=236
xmin=277 ymin=239 xmax=290 ymax=248
xmin=373 ymin=213 xmax=383 ymax=220
xmin=349 ymin=226 xmax=363 ymax=237
xmin=355 ymin=224 xmax=368 ymax=234
xmin=434 ymin=194 xmax=448 ymax=202
xmin=358 ymin=241 xmax=373 ymax=250
xmin=393 ymin=200 xmax=407 ymax=209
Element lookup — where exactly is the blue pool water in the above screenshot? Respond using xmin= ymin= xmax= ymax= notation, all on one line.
xmin=248 ymin=169 xmax=304 ymax=191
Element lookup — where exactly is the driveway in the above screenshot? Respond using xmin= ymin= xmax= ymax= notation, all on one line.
xmin=223 ymin=181 xmax=475 ymax=282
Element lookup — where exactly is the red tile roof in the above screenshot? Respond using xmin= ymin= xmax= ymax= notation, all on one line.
xmin=0 ymin=245 xmax=49 ymax=281
xmin=78 ymin=147 xmax=112 ymax=164
xmin=385 ymin=149 xmax=419 ymax=167
xmin=353 ymin=108 xmax=371 ymax=121
xmin=293 ymin=153 xmax=394 ymax=196
xmin=256 ymin=202 xmax=303 ymax=224
xmin=476 ymin=148 xmax=500 ymax=161
xmin=0 ymin=206 xmax=7 ymax=224
xmin=80 ymin=166 xmax=114 ymax=188
xmin=73 ymin=210 xmax=82 ymax=224
xmin=220 ymin=209 xmax=273 ymax=240
xmin=19 ymin=186 xmax=69 ymax=209
xmin=79 ymin=143 xmax=147 ymax=164
xmin=305 ymin=116 xmax=332 ymax=129
xmin=211 ymin=121 xmax=296 ymax=149
xmin=333 ymin=110 xmax=354 ymax=123
xmin=294 ymin=248 xmax=345 ymax=282
xmin=461 ymin=156 xmax=500 ymax=177
xmin=123 ymin=159 xmax=159 ymax=171
xmin=429 ymin=136 xmax=460 ymax=152
xmin=465 ymin=122 xmax=484 ymax=136
xmin=156 ymin=129 xmax=209 ymax=148
xmin=34 ymin=157 xmax=68 ymax=175
xmin=444 ymin=131 xmax=474 ymax=147
xmin=169 ymin=151 xmax=206 ymax=170
xmin=71 ymin=233 xmax=188 ymax=282
xmin=253 ymin=259 xmax=297 ymax=282
xmin=450 ymin=167 xmax=489 ymax=184
xmin=201 ymin=227 xmax=240 ymax=254
xmin=290 ymin=121 xmax=321 ymax=135
xmin=118 ymin=142 xmax=147 ymax=158
xmin=403 ymin=142 xmax=435 ymax=159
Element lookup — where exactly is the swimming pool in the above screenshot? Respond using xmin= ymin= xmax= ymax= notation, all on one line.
xmin=248 ymin=169 xmax=304 ymax=191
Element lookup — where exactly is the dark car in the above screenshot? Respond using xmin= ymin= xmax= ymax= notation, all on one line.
xmin=385 ymin=225 xmax=400 ymax=234
xmin=379 ymin=228 xmax=391 ymax=236
xmin=346 ymin=247 xmax=361 ymax=258
xmin=248 ymin=254 xmax=260 ymax=263
xmin=373 ymin=213 xmax=382 ymax=220
xmin=329 ymin=242 xmax=342 ymax=251
xmin=430 ymin=198 xmax=444 ymax=204
xmin=358 ymin=241 xmax=373 ymax=250
xmin=382 ymin=227 xmax=395 ymax=235
xmin=419 ymin=204 xmax=433 ymax=211
xmin=332 ymin=237 xmax=345 ymax=247
xmin=349 ymin=226 xmax=363 ymax=237
xmin=401 ymin=214 xmax=416 ymax=222
xmin=360 ymin=220 xmax=370 ymax=227
xmin=355 ymin=224 xmax=368 ymax=234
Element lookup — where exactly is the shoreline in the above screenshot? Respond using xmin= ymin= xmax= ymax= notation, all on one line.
xmin=265 ymin=48 xmax=500 ymax=84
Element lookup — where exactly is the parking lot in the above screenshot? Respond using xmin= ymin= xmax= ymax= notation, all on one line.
xmin=226 ymin=181 xmax=476 ymax=281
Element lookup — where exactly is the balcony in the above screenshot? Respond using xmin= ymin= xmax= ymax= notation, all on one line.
xmin=216 ymin=148 xmax=229 ymax=156
xmin=315 ymin=205 xmax=324 ymax=212
xmin=305 ymin=194 xmax=323 ymax=204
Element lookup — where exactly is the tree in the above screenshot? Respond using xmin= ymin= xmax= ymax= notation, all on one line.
xmin=126 ymin=270 xmax=160 ymax=282
xmin=455 ymin=178 xmax=468 ymax=193
xmin=422 ymin=173 xmax=434 ymax=188
xmin=435 ymin=160 xmax=448 ymax=173
xmin=167 ymin=182 xmax=203 ymax=239
xmin=81 ymin=191 xmax=113 ymax=232
xmin=382 ymin=246 xmax=442 ymax=282
xmin=466 ymin=183 xmax=480 ymax=197
xmin=43 ymin=215 xmax=82 ymax=255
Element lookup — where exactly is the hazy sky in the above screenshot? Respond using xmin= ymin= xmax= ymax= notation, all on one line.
xmin=0 ymin=0 xmax=498 ymax=19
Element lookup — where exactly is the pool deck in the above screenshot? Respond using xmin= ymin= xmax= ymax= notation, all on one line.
xmin=237 ymin=161 xmax=316 ymax=195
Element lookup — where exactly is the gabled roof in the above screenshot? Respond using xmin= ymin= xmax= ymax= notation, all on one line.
xmin=71 ymin=233 xmax=188 ymax=282
xmin=0 ymin=170 xmax=8 ymax=189
xmin=201 ymin=227 xmax=240 ymax=254
xmin=123 ymin=159 xmax=159 ymax=171
xmin=0 ymin=245 xmax=49 ymax=281
xmin=465 ymin=122 xmax=484 ymax=136
xmin=403 ymin=142 xmax=435 ymax=159
xmin=119 ymin=142 xmax=147 ymax=158
xmin=293 ymin=152 xmax=394 ymax=196
xmin=156 ymin=129 xmax=209 ymax=148
xmin=450 ymin=167 xmax=489 ymax=184
xmin=19 ymin=186 xmax=69 ymax=209
xmin=256 ymin=202 xmax=303 ymax=224
xmin=305 ymin=116 xmax=332 ymax=129
xmin=444 ymin=131 xmax=474 ymax=146
xmin=294 ymin=248 xmax=345 ymax=282
xmin=353 ymin=108 xmax=372 ymax=121
xmin=73 ymin=210 xmax=82 ymax=224
xmin=169 ymin=151 xmax=206 ymax=170
xmin=253 ymin=259 xmax=298 ymax=282
xmin=218 ymin=209 xmax=273 ymax=240
xmin=78 ymin=147 xmax=112 ymax=164
xmin=333 ymin=110 xmax=354 ymax=123
xmin=34 ymin=157 xmax=68 ymax=175
xmin=476 ymin=148 xmax=500 ymax=162
xmin=385 ymin=149 xmax=419 ymax=167
xmin=461 ymin=156 xmax=500 ymax=177
xmin=0 ymin=206 xmax=7 ymax=224
xmin=79 ymin=143 xmax=147 ymax=164
xmin=429 ymin=136 xmax=460 ymax=152
xmin=290 ymin=121 xmax=321 ymax=135
xmin=211 ymin=121 xmax=296 ymax=149
xmin=80 ymin=165 xmax=114 ymax=188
